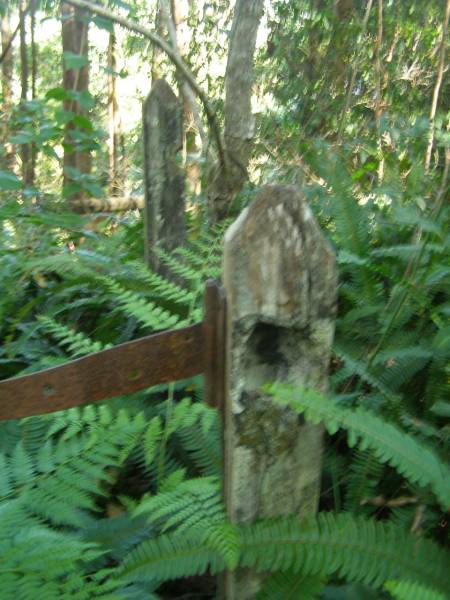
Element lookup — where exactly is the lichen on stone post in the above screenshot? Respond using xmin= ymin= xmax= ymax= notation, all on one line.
xmin=222 ymin=185 xmax=337 ymax=599
xmin=143 ymin=79 xmax=186 ymax=276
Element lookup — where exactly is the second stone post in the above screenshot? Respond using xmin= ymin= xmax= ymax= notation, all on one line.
xmin=143 ymin=79 xmax=186 ymax=275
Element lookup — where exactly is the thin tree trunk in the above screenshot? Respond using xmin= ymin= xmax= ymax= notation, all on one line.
xmin=31 ymin=0 xmax=37 ymax=99
xmin=164 ymin=0 xmax=204 ymax=194
xmin=375 ymin=0 xmax=384 ymax=183
xmin=1 ymin=9 xmax=14 ymax=171
xmin=424 ymin=0 xmax=450 ymax=173
xmin=19 ymin=0 xmax=32 ymax=186
xmin=107 ymin=31 xmax=122 ymax=196
xmin=30 ymin=0 xmax=37 ymax=184
xmin=1 ymin=10 xmax=13 ymax=105
xmin=20 ymin=0 xmax=28 ymax=102
xmin=337 ymin=0 xmax=373 ymax=140
xmin=207 ymin=0 xmax=264 ymax=222
xmin=334 ymin=0 xmax=353 ymax=19
xmin=61 ymin=1 xmax=91 ymax=207
xmin=151 ymin=4 xmax=164 ymax=81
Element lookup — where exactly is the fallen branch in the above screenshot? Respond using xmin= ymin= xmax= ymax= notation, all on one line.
xmin=71 ymin=195 xmax=144 ymax=212
xmin=361 ymin=495 xmax=418 ymax=508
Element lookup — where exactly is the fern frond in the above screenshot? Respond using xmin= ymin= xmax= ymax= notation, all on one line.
xmin=334 ymin=345 xmax=400 ymax=401
xmin=202 ymin=521 xmax=240 ymax=570
xmin=388 ymin=505 xmax=417 ymax=530
xmin=103 ymin=279 xmax=181 ymax=331
xmin=121 ymin=511 xmax=449 ymax=593
xmin=156 ymin=248 xmax=202 ymax=286
xmin=172 ymin=247 xmax=222 ymax=280
xmin=385 ymin=579 xmax=447 ymax=600
xmin=344 ymin=449 xmax=384 ymax=513
xmin=119 ymin=530 xmax=226 ymax=583
xmin=0 ymin=500 xmax=34 ymax=537
xmin=240 ymin=512 xmax=449 ymax=595
xmin=374 ymin=346 xmax=433 ymax=392
xmin=133 ymin=475 xmax=223 ymax=534
xmin=1 ymin=409 xmax=149 ymax=526
xmin=175 ymin=404 xmax=222 ymax=476
xmin=268 ymin=384 xmax=450 ymax=510
xmin=143 ymin=417 xmax=163 ymax=468
xmin=311 ymin=148 xmax=370 ymax=258
xmin=118 ymin=584 xmax=161 ymax=600
xmin=173 ymin=246 xmax=208 ymax=270
xmin=256 ymin=572 xmax=324 ymax=600
xmin=126 ymin=261 xmax=194 ymax=307
xmin=37 ymin=315 xmax=109 ymax=357
xmin=83 ymin=513 xmax=153 ymax=560
xmin=0 ymin=525 xmax=120 ymax=599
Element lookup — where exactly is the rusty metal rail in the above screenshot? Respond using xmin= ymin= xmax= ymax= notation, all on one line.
xmin=0 ymin=280 xmax=226 ymax=421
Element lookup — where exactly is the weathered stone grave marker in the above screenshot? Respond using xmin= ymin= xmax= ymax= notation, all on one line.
xmin=222 ymin=185 xmax=337 ymax=599
xmin=143 ymin=79 xmax=186 ymax=275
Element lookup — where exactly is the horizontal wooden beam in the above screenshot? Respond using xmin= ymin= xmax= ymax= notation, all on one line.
xmin=0 ymin=323 xmax=204 ymax=421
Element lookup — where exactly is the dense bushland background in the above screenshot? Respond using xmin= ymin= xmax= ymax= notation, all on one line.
xmin=0 ymin=1 xmax=449 ymax=598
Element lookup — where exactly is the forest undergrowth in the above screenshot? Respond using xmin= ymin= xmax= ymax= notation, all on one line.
xmin=0 ymin=131 xmax=448 ymax=598
xmin=0 ymin=0 xmax=449 ymax=597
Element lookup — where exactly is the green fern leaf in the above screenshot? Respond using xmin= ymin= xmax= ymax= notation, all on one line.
xmin=103 ymin=279 xmax=181 ymax=331
xmin=119 ymin=530 xmax=226 ymax=583
xmin=256 ymin=572 xmax=324 ymax=600
xmin=268 ymin=384 xmax=450 ymax=510
xmin=11 ymin=442 xmax=34 ymax=486
xmin=144 ymin=417 xmax=163 ymax=468
xmin=385 ymin=579 xmax=447 ymax=600
xmin=241 ymin=512 xmax=449 ymax=595
xmin=37 ymin=315 xmax=109 ymax=357
xmin=345 ymin=449 xmax=384 ymax=513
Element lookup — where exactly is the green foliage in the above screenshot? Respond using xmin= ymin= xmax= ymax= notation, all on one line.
xmin=0 ymin=397 xmax=224 ymax=598
xmin=260 ymin=0 xmax=447 ymax=159
xmin=1 ymin=183 xmax=449 ymax=597
xmin=1 ymin=0 xmax=449 ymax=596
xmin=2 ymin=204 xmax=448 ymax=596
xmin=344 ymin=449 xmax=384 ymax=514
xmin=268 ymin=383 xmax=450 ymax=510
xmin=0 ymin=170 xmax=22 ymax=190
xmin=118 ymin=508 xmax=450 ymax=596
xmin=256 ymin=572 xmax=324 ymax=599
xmin=385 ymin=580 xmax=448 ymax=600
xmin=0 ymin=404 xmax=152 ymax=599
xmin=37 ymin=315 xmax=111 ymax=356
xmin=240 ymin=513 xmax=449 ymax=595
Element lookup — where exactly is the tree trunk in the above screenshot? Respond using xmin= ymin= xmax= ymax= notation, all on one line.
xmin=19 ymin=0 xmax=28 ymax=100
xmin=1 ymin=10 xmax=13 ymax=106
xmin=375 ymin=0 xmax=384 ymax=183
xmin=424 ymin=0 xmax=450 ymax=173
xmin=151 ymin=3 xmax=165 ymax=81
xmin=207 ymin=0 xmax=264 ymax=223
xmin=334 ymin=0 xmax=353 ymax=19
xmin=1 ymin=9 xmax=14 ymax=171
xmin=142 ymin=79 xmax=186 ymax=276
xmin=107 ymin=31 xmax=122 ymax=196
xmin=30 ymin=0 xmax=37 ymax=184
xmin=61 ymin=1 xmax=91 ymax=206
xmin=170 ymin=0 xmax=203 ymax=195
xmin=19 ymin=0 xmax=33 ymax=186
